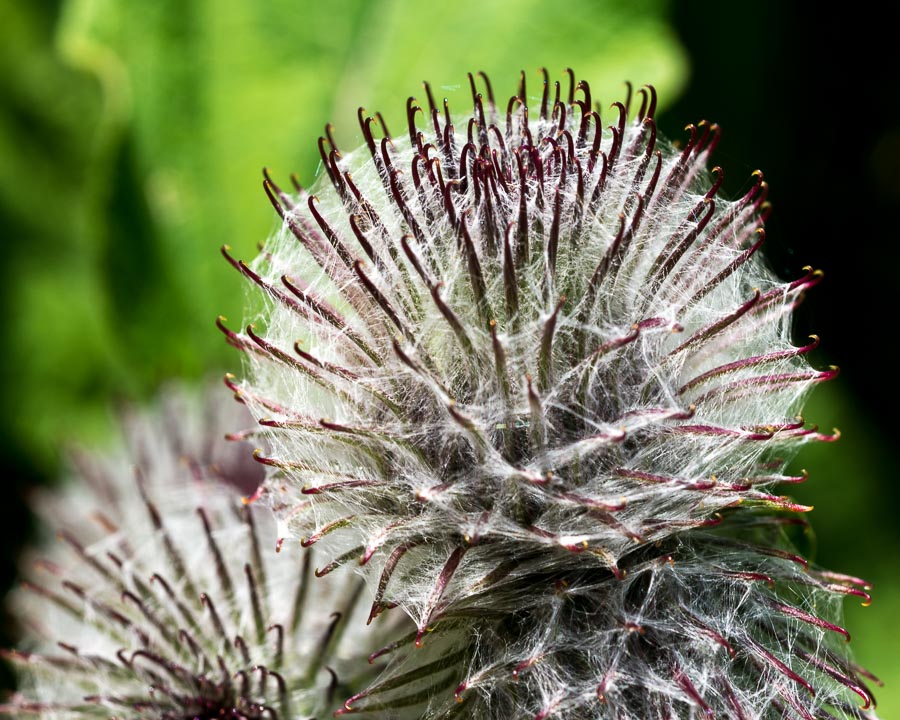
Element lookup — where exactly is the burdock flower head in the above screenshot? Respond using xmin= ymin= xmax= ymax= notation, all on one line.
xmin=222 ymin=70 xmax=876 ymax=717
xmin=2 ymin=386 xmax=410 ymax=719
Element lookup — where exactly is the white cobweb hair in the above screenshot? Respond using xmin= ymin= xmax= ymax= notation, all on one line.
xmin=221 ymin=69 xmax=875 ymax=717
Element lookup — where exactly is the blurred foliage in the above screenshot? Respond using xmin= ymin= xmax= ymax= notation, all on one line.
xmin=1 ymin=0 xmax=686 ymax=470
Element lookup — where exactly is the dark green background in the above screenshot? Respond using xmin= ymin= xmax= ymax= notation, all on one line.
xmin=2 ymin=0 xmax=896 ymax=712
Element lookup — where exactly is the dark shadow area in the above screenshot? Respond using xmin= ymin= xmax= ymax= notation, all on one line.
xmin=661 ymin=0 xmax=900 ymax=567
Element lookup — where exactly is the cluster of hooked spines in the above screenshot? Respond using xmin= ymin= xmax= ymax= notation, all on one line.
xmin=0 ymin=387 xmax=414 ymax=719
xmin=224 ymin=68 xmax=835 ymax=622
xmin=219 ymin=68 xmax=877 ymax=719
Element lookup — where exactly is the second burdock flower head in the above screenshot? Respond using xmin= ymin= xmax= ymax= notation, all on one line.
xmin=222 ymin=69 xmax=876 ymax=717
xmin=2 ymin=386 xmax=410 ymax=719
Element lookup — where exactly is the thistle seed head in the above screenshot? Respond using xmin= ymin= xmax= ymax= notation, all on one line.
xmin=224 ymin=70 xmax=836 ymax=630
xmin=2 ymin=386 xmax=410 ymax=719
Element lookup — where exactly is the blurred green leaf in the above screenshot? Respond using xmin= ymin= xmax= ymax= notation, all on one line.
xmin=2 ymin=0 xmax=687 ymax=465
xmin=0 ymin=0 xmax=111 ymax=463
